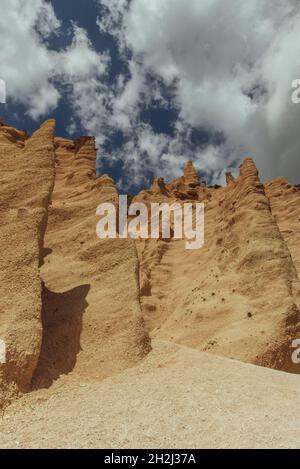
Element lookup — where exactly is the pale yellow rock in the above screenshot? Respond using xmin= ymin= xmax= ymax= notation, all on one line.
xmin=1 ymin=120 xmax=300 ymax=449
xmin=0 ymin=120 xmax=56 ymax=406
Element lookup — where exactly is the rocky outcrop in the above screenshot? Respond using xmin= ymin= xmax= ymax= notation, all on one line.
xmin=33 ymin=134 xmax=150 ymax=388
xmin=0 ymin=120 xmax=56 ymax=406
xmin=150 ymin=178 xmax=169 ymax=196
xmin=2 ymin=119 xmax=300 ymax=448
xmin=225 ymin=171 xmax=235 ymax=186
xmin=166 ymin=161 xmax=203 ymax=200
xmin=265 ymin=178 xmax=300 ymax=277
xmin=0 ymin=121 xmax=150 ymax=407
xmin=1 ymin=116 xmax=300 ymax=417
xmin=183 ymin=160 xmax=200 ymax=187
xmin=138 ymin=158 xmax=300 ymax=373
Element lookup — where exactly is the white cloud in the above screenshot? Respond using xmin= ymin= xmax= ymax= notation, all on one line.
xmin=2 ymin=0 xmax=300 ymax=189
xmin=97 ymin=0 xmax=129 ymax=39
xmin=110 ymin=60 xmax=145 ymax=131
xmin=35 ymin=1 xmax=61 ymax=37
xmin=56 ymin=24 xmax=109 ymax=79
xmin=93 ymin=0 xmax=300 ymax=187
xmin=0 ymin=0 xmax=109 ymax=119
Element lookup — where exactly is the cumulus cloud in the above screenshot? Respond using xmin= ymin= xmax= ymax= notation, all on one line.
xmin=0 ymin=0 xmax=108 ymax=119
xmin=91 ymin=0 xmax=300 ymax=187
xmin=97 ymin=0 xmax=129 ymax=38
xmin=2 ymin=0 xmax=300 ymax=190
xmin=35 ymin=1 xmax=61 ymax=37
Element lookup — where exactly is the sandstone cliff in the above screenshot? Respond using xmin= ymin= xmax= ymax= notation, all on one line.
xmin=1 ymin=118 xmax=300 ymax=427
xmin=0 ymin=120 xmax=56 ymax=406
xmin=136 ymin=159 xmax=300 ymax=373
xmin=0 ymin=121 xmax=150 ymax=408
xmin=33 ymin=134 xmax=150 ymax=388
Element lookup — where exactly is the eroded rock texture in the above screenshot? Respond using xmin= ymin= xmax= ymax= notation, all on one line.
xmin=33 ymin=134 xmax=150 ymax=388
xmin=0 ymin=121 xmax=150 ymax=407
xmin=0 ymin=120 xmax=56 ymax=406
xmin=1 ymin=119 xmax=300 ymax=412
xmin=137 ymin=159 xmax=300 ymax=373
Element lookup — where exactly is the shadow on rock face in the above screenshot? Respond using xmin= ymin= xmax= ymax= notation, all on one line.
xmin=32 ymin=283 xmax=90 ymax=389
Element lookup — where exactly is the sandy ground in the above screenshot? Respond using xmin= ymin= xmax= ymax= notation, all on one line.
xmin=1 ymin=340 xmax=300 ymax=449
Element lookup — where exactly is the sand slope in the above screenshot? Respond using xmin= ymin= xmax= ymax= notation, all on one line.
xmin=1 ymin=340 xmax=300 ymax=449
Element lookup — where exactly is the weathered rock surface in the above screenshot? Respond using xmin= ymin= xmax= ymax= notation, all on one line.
xmin=0 ymin=120 xmax=56 ymax=406
xmin=0 ymin=122 xmax=150 ymax=407
xmin=1 ymin=119 xmax=300 ymax=448
xmin=183 ymin=159 xmax=201 ymax=187
xmin=33 ymin=134 xmax=150 ymax=388
xmin=138 ymin=158 xmax=300 ymax=373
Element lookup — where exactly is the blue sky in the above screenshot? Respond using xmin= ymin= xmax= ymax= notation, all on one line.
xmin=1 ymin=0 xmax=184 ymax=191
xmin=1 ymin=1 xmax=120 ymax=141
xmin=1 ymin=0 xmax=300 ymax=192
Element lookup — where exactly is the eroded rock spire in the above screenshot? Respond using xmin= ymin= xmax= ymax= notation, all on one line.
xmin=183 ymin=160 xmax=200 ymax=187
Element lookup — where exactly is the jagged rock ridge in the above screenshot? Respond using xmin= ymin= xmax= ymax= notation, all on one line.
xmin=0 ymin=121 xmax=150 ymax=408
xmin=135 ymin=159 xmax=300 ymax=373
xmin=0 ymin=120 xmax=56 ymax=405
xmin=1 ymin=119 xmax=300 ymax=415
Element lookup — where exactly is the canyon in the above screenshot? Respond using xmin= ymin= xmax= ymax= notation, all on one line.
xmin=1 ymin=119 xmax=300 ymax=448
